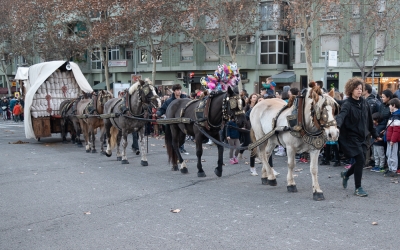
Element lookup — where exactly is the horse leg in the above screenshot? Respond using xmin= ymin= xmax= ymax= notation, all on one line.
xmin=178 ymin=132 xmax=188 ymax=174
xmin=138 ymin=128 xmax=148 ymax=166
xmin=120 ymin=130 xmax=129 ymax=164
xmin=91 ymin=124 xmax=97 ymax=153
xmin=116 ymin=130 xmax=122 ymax=161
xmin=195 ymin=136 xmax=205 ymax=177
xmin=286 ymin=147 xmax=298 ymax=193
xmin=104 ymin=120 xmax=113 ymax=157
xmin=74 ymin=119 xmax=83 ymax=147
xmin=214 ymin=136 xmax=224 ymax=177
xmin=259 ymin=141 xmax=277 ymax=186
xmin=309 ymin=150 xmax=324 ymax=201
xmin=61 ymin=118 xmax=68 ymax=143
xmin=83 ymin=125 xmax=91 ymax=153
xmin=99 ymin=126 xmax=106 ymax=155
xmin=170 ymin=126 xmax=183 ymax=172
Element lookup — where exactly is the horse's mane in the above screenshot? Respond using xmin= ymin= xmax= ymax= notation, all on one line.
xmin=128 ymin=81 xmax=142 ymax=95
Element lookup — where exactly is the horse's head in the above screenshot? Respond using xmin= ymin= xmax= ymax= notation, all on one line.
xmin=308 ymin=82 xmax=340 ymax=141
xmin=224 ymin=86 xmax=246 ymax=127
xmin=96 ymin=90 xmax=113 ymax=113
xmin=129 ymin=78 xmax=161 ymax=110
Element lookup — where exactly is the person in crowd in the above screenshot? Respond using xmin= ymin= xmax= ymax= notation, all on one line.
xmin=394 ymin=84 xmax=400 ymax=99
xmin=226 ymin=115 xmax=240 ymax=165
xmin=260 ymin=87 xmax=268 ymax=99
xmin=238 ymin=93 xmax=261 ymax=163
xmin=363 ymin=84 xmax=381 ymax=168
xmin=370 ymin=113 xmax=386 ymax=173
xmin=12 ymin=100 xmax=22 ymax=122
xmin=281 ymin=91 xmax=289 ymax=103
xmin=289 ymin=87 xmax=299 ymax=98
xmin=156 ymin=83 xmax=189 ymax=154
xmin=384 ymin=98 xmax=400 ymax=177
xmin=336 ymin=77 xmax=381 ymax=197
xmin=9 ymin=97 xmax=17 ymax=120
xmin=262 ymin=77 xmax=276 ymax=97
xmin=1 ymin=97 xmax=9 ymax=119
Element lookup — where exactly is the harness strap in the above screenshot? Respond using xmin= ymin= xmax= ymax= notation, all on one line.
xmin=196 ymin=124 xmax=249 ymax=150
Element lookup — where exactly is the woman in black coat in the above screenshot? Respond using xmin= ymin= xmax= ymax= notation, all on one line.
xmin=336 ymin=78 xmax=381 ymax=197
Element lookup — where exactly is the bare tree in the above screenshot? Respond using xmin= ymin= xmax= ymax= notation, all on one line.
xmin=337 ymin=0 xmax=400 ymax=81
xmin=0 ymin=0 xmax=14 ymax=94
xmin=169 ymin=0 xmax=260 ymax=90
xmin=277 ymin=0 xmax=340 ymax=81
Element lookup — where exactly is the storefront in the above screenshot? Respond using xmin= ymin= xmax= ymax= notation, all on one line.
xmin=326 ymin=72 xmax=339 ymax=90
xmin=353 ymin=72 xmax=400 ymax=94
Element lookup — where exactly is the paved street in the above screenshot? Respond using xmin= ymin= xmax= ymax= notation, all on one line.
xmin=1 ymin=119 xmax=400 ymax=250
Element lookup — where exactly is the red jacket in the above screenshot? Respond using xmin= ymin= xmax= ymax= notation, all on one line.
xmin=13 ymin=104 xmax=22 ymax=115
xmin=386 ymin=116 xmax=400 ymax=143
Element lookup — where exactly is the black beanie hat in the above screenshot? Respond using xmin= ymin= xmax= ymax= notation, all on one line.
xmin=382 ymin=89 xmax=393 ymax=99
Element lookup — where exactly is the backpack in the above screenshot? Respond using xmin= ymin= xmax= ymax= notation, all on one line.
xmin=368 ymin=97 xmax=381 ymax=114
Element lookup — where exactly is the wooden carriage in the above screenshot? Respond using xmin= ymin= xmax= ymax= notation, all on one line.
xmin=23 ymin=61 xmax=93 ymax=140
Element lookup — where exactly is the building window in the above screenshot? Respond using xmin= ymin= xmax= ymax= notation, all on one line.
xmin=108 ymin=46 xmax=119 ymax=60
xmin=181 ymin=43 xmax=193 ymax=61
xmin=320 ymin=4 xmax=339 ymax=20
xmin=205 ymin=42 xmax=219 ymax=61
xmin=320 ymin=35 xmax=339 ymax=56
xmin=126 ymin=50 xmax=133 ymax=60
xmin=378 ymin=0 xmax=386 ymax=13
xmin=351 ymin=33 xmax=360 ymax=55
xmin=352 ymin=0 xmax=360 ymax=18
xmin=259 ymin=2 xmax=281 ymax=31
xmin=376 ymin=31 xmax=386 ymax=54
xmin=151 ymin=47 xmax=162 ymax=62
xmin=91 ymin=48 xmax=103 ymax=69
xmin=205 ymin=15 xmax=218 ymax=29
xmin=140 ymin=48 xmax=147 ymax=63
xmin=223 ymin=37 xmax=255 ymax=55
xmin=260 ymin=35 xmax=287 ymax=65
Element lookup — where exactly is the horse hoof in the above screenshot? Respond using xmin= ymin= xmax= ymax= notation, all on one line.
xmin=261 ymin=177 xmax=269 ymax=185
xmin=287 ymin=185 xmax=298 ymax=192
xmin=105 ymin=153 xmax=112 ymax=157
xmin=117 ymin=156 xmax=122 ymax=161
xmin=313 ymin=192 xmax=325 ymax=201
xmin=86 ymin=149 xmax=90 ymax=153
xmin=198 ymin=172 xmax=206 ymax=177
xmin=136 ymin=150 xmax=140 ymax=155
xmin=214 ymin=168 xmax=222 ymax=177
xmin=171 ymin=166 xmax=179 ymax=171
xmin=141 ymin=160 xmax=148 ymax=166
xmin=91 ymin=149 xmax=97 ymax=153
xmin=267 ymin=179 xmax=277 ymax=186
xmin=180 ymin=168 xmax=188 ymax=174
xmin=121 ymin=160 xmax=129 ymax=164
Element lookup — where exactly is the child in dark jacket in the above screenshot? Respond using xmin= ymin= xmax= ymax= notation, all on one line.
xmin=371 ymin=113 xmax=386 ymax=172
xmin=226 ymin=115 xmax=240 ymax=164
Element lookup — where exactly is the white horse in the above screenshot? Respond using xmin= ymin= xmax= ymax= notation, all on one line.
xmin=250 ymin=82 xmax=339 ymax=200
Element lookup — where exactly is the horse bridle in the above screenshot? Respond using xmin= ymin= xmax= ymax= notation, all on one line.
xmin=124 ymin=83 xmax=159 ymax=118
xmin=310 ymin=96 xmax=337 ymax=130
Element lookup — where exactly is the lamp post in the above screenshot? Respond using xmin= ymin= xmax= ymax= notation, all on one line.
xmin=372 ymin=57 xmax=378 ymax=89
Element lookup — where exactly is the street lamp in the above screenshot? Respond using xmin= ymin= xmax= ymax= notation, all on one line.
xmin=372 ymin=57 xmax=378 ymax=89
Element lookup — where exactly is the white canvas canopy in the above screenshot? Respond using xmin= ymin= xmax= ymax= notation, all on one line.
xmin=14 ymin=67 xmax=30 ymax=95
xmin=24 ymin=61 xmax=93 ymax=139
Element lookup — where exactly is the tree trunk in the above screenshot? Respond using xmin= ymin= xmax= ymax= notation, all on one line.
xmin=149 ymin=38 xmax=157 ymax=84
xmin=100 ymin=46 xmax=110 ymax=92
xmin=1 ymin=61 xmax=11 ymax=95
xmin=304 ymin=41 xmax=313 ymax=83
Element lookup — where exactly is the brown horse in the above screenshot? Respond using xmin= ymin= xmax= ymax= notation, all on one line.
xmin=59 ymin=98 xmax=82 ymax=145
xmin=76 ymin=90 xmax=113 ymax=153
xmin=164 ymin=86 xmax=246 ymax=177
xmin=103 ymin=79 xmax=161 ymax=165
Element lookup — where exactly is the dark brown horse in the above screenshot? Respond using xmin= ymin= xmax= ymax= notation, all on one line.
xmin=76 ymin=90 xmax=113 ymax=153
xmin=59 ymin=98 xmax=82 ymax=146
xmin=164 ymin=86 xmax=246 ymax=177
xmin=103 ymin=79 xmax=161 ymax=164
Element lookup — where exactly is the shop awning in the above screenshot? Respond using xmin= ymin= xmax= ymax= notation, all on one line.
xmin=271 ymin=71 xmax=296 ymax=83
xmin=92 ymin=78 xmax=113 ymax=90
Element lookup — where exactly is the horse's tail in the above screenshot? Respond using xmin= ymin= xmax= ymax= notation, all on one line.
xmin=109 ymin=126 xmax=119 ymax=150
xmin=164 ymin=124 xmax=177 ymax=165
xmin=250 ymin=128 xmax=258 ymax=157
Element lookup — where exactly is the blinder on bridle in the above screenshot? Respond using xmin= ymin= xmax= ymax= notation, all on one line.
xmin=224 ymin=95 xmax=245 ymax=120
xmin=137 ymin=83 xmax=158 ymax=108
xmin=312 ymin=96 xmax=337 ymax=129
